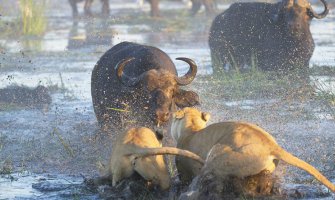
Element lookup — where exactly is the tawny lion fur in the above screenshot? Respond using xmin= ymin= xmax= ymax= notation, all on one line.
xmin=95 ymin=127 xmax=204 ymax=190
xmin=170 ymin=107 xmax=335 ymax=193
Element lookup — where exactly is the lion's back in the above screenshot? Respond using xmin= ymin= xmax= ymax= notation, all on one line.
xmin=200 ymin=122 xmax=278 ymax=148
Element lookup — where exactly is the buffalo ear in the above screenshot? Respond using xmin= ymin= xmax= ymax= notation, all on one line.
xmin=174 ymin=89 xmax=200 ymax=108
xmin=202 ymin=112 xmax=210 ymax=122
xmin=173 ymin=110 xmax=185 ymax=119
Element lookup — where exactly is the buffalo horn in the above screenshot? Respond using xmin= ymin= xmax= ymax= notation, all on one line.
xmin=308 ymin=0 xmax=329 ymax=19
xmin=116 ymin=57 xmax=141 ymax=87
xmin=174 ymin=57 xmax=198 ymax=86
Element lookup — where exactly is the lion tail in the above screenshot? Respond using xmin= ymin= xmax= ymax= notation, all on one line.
xmin=127 ymin=146 xmax=205 ymax=164
xmin=273 ymin=147 xmax=335 ymax=193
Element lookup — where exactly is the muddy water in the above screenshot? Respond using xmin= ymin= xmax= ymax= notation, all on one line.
xmin=0 ymin=0 xmax=334 ymax=199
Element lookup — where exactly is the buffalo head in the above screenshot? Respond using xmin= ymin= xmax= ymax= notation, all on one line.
xmin=278 ymin=0 xmax=329 ymax=36
xmin=116 ymin=57 xmax=199 ymax=126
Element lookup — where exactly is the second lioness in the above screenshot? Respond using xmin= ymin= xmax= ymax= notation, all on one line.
xmin=170 ymin=107 xmax=335 ymax=193
xmin=95 ymin=127 xmax=204 ymax=190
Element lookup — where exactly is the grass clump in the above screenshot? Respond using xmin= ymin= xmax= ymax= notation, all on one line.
xmin=107 ymin=9 xmax=211 ymax=33
xmin=204 ymin=52 xmax=315 ymax=101
xmin=314 ymin=82 xmax=335 ymax=105
xmin=19 ymin=0 xmax=47 ymax=36
xmin=205 ymin=65 xmax=291 ymax=101
xmin=313 ymin=78 xmax=335 ymax=119
xmin=166 ymin=155 xmax=177 ymax=178
xmin=0 ymin=159 xmax=13 ymax=176
xmin=51 ymin=128 xmax=75 ymax=158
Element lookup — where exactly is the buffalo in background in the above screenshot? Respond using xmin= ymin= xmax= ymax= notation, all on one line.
xmin=91 ymin=41 xmax=199 ymax=130
xmin=68 ymin=0 xmax=216 ymax=18
xmin=149 ymin=0 xmax=217 ymax=17
xmin=209 ymin=0 xmax=329 ymax=74
xmin=68 ymin=0 xmax=109 ymax=17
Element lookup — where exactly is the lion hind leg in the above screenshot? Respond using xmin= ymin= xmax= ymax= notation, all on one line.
xmin=204 ymin=144 xmax=274 ymax=178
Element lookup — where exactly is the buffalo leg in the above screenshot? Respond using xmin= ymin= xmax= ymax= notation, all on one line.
xmin=148 ymin=0 xmax=160 ymax=17
xmin=69 ymin=0 xmax=79 ymax=18
xmin=101 ymin=0 xmax=110 ymax=16
xmin=202 ymin=0 xmax=216 ymax=15
xmin=84 ymin=0 xmax=94 ymax=16
xmin=190 ymin=0 xmax=202 ymax=15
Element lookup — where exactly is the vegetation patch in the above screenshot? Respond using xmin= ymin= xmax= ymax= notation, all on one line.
xmin=51 ymin=128 xmax=75 ymax=158
xmin=0 ymin=102 xmax=27 ymax=111
xmin=313 ymin=79 xmax=335 ymax=119
xmin=0 ymin=159 xmax=13 ymax=176
xmin=0 ymin=0 xmax=47 ymax=38
xmin=196 ymin=68 xmax=304 ymax=101
xmin=0 ymin=20 xmax=22 ymax=38
xmin=310 ymin=65 xmax=335 ymax=77
xmin=19 ymin=0 xmax=47 ymax=36
xmin=107 ymin=9 xmax=211 ymax=33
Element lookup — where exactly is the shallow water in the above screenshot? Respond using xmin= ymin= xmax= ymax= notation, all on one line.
xmin=0 ymin=0 xmax=334 ymax=199
xmin=0 ymin=172 xmax=98 ymax=199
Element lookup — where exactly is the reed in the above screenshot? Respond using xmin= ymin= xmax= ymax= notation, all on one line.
xmin=19 ymin=0 xmax=47 ymax=36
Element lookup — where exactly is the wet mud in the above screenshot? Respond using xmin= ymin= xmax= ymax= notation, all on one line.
xmin=0 ymin=0 xmax=334 ymax=199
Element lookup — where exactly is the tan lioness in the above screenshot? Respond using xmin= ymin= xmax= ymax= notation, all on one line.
xmin=170 ymin=107 xmax=335 ymax=193
xmin=94 ymin=127 xmax=204 ymax=190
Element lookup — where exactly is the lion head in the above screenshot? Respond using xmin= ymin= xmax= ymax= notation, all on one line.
xmin=170 ymin=107 xmax=210 ymax=142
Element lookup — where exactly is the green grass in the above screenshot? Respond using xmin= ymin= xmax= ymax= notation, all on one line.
xmin=166 ymin=155 xmax=177 ymax=178
xmin=202 ymin=67 xmax=291 ymax=101
xmin=19 ymin=0 xmax=47 ymax=36
xmin=313 ymin=79 xmax=335 ymax=119
xmin=194 ymin=63 xmax=335 ymax=122
xmin=0 ymin=19 xmax=20 ymax=38
xmin=51 ymin=128 xmax=75 ymax=158
xmin=314 ymin=80 xmax=335 ymax=104
xmin=0 ymin=159 xmax=13 ymax=175
xmin=209 ymin=49 xmax=326 ymax=100
xmin=200 ymin=50 xmax=323 ymax=101
xmin=106 ymin=9 xmax=211 ymax=33
xmin=0 ymin=103 xmax=26 ymax=111
xmin=310 ymin=65 xmax=335 ymax=76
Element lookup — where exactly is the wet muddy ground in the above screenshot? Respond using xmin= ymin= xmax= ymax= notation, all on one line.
xmin=0 ymin=0 xmax=334 ymax=199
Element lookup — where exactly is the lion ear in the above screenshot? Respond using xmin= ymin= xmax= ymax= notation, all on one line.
xmin=174 ymin=110 xmax=185 ymax=119
xmin=202 ymin=112 xmax=210 ymax=122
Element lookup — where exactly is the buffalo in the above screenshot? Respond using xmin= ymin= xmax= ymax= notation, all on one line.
xmin=149 ymin=0 xmax=217 ymax=17
xmin=68 ymin=0 xmax=216 ymax=18
xmin=91 ymin=41 xmax=199 ymax=130
xmin=68 ymin=0 xmax=109 ymax=17
xmin=208 ymin=0 xmax=329 ymax=73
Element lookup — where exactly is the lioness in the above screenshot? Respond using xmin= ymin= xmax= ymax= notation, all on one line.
xmin=94 ymin=127 xmax=204 ymax=190
xmin=170 ymin=107 xmax=335 ymax=192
